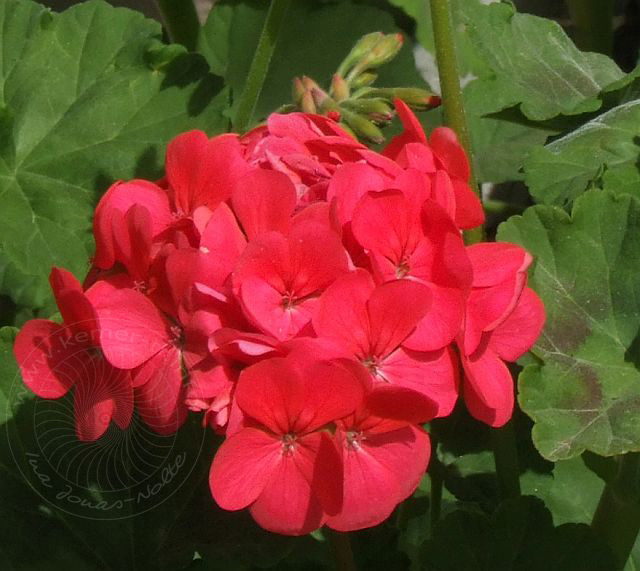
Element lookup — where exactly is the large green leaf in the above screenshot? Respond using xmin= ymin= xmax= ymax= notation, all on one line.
xmin=422 ymin=496 xmax=615 ymax=570
xmin=0 ymin=0 xmax=229 ymax=310
xmin=499 ymin=190 xmax=640 ymax=460
xmin=524 ymin=99 xmax=640 ymax=206
xmin=198 ymin=0 xmax=428 ymax=128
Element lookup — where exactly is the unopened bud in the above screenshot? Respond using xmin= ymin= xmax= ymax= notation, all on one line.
xmin=366 ymin=33 xmax=403 ymax=69
xmin=350 ymin=71 xmax=377 ymax=90
xmin=300 ymin=90 xmax=317 ymax=114
xmin=341 ymin=98 xmax=394 ymax=124
xmin=362 ymin=87 xmax=441 ymax=110
xmin=336 ymin=32 xmax=385 ymax=77
xmin=341 ymin=109 xmax=385 ymax=144
xmin=292 ymin=77 xmax=306 ymax=105
xmin=330 ymin=74 xmax=350 ymax=102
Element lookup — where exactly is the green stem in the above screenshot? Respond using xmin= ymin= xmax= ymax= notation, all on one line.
xmin=155 ymin=0 xmax=200 ymax=51
xmin=233 ymin=0 xmax=292 ymax=133
xmin=327 ymin=529 xmax=357 ymax=571
xmin=429 ymin=0 xmax=483 ymax=245
xmin=491 ymin=420 xmax=521 ymax=499
xmin=566 ymin=0 xmax=614 ymax=55
xmin=592 ymin=453 xmax=640 ymax=569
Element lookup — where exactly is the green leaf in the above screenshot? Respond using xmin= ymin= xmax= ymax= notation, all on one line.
xmin=455 ymin=1 xmax=626 ymax=121
xmin=498 ymin=190 xmax=640 ymax=460
xmin=524 ymin=100 xmax=640 ymax=206
xmin=423 ymin=496 xmax=615 ymax=570
xmin=0 ymin=0 xmax=229 ymax=309
xmin=198 ymin=0 xmax=427 ymax=127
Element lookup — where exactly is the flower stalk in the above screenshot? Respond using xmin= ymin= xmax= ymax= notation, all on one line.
xmin=233 ymin=0 xmax=292 ymax=133
xmin=591 ymin=452 xmax=640 ymax=569
xmin=155 ymin=0 xmax=200 ymax=51
xmin=491 ymin=420 xmax=521 ymax=499
xmin=566 ymin=0 xmax=614 ymax=56
xmin=429 ymin=0 xmax=483 ymax=245
xmin=327 ymin=529 xmax=357 ymax=571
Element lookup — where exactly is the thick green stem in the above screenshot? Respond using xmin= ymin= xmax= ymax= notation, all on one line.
xmin=327 ymin=529 xmax=357 ymax=571
xmin=155 ymin=0 xmax=200 ymax=51
xmin=429 ymin=0 xmax=483 ymax=244
xmin=491 ymin=420 xmax=521 ymax=499
xmin=233 ymin=0 xmax=292 ymax=133
xmin=592 ymin=453 xmax=640 ymax=569
xmin=566 ymin=0 xmax=614 ymax=55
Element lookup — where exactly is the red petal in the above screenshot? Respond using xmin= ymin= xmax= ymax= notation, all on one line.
xmin=239 ymin=277 xmax=315 ymax=341
xmin=327 ymin=424 xmax=429 ymax=531
xmin=489 ymin=287 xmax=546 ymax=362
xmin=249 ymin=432 xmax=341 ymax=535
xmin=231 ymin=169 xmax=296 ymax=239
xmin=209 ymin=427 xmax=281 ymax=510
xmin=380 ymin=346 xmax=459 ymax=418
xmin=404 ymin=286 xmax=465 ymax=351
xmin=166 ymin=131 xmax=246 ymax=213
xmin=462 ymin=348 xmax=514 ymax=427
xmin=313 ymin=270 xmax=375 ymax=357
xmin=74 ymin=358 xmax=133 ymax=441
xmin=50 ymin=268 xmax=100 ymax=340
xmin=367 ymin=280 xmax=431 ymax=358
xmin=88 ymin=286 xmax=170 ymax=369
xmin=134 ymin=346 xmax=186 ymax=435
xmin=351 ymin=190 xmax=422 ymax=264
xmin=430 ymin=127 xmax=470 ymax=181
xmin=235 ymin=355 xmax=363 ymax=435
xmin=467 ymin=242 xmax=532 ymax=288
xmin=366 ymin=385 xmax=438 ymax=424
xmin=199 ymin=202 xmax=247 ymax=277
xmin=14 ymin=320 xmax=80 ymax=398
xmin=326 ymin=163 xmax=388 ymax=225
xmin=93 ymin=179 xmax=171 ymax=269
xmin=451 ymin=178 xmax=485 ymax=229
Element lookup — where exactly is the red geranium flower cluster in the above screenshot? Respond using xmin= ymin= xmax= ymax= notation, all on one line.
xmin=14 ymin=100 xmax=544 ymax=534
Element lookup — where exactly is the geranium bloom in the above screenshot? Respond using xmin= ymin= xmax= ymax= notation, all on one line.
xmin=313 ymin=269 xmax=459 ymax=416
xmin=383 ymin=99 xmax=484 ymax=229
xmin=209 ymin=352 xmax=364 ymax=535
xmin=13 ymin=268 xmax=132 ymax=441
xmin=233 ymin=218 xmax=349 ymax=341
xmin=459 ymin=243 xmax=545 ymax=426
xmin=327 ymin=383 xmax=433 ymax=531
xmin=351 ymin=190 xmax=472 ymax=349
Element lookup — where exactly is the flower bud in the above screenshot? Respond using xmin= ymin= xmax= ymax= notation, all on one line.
xmin=365 ymin=33 xmax=403 ymax=69
xmin=300 ymin=90 xmax=317 ymax=114
xmin=330 ymin=74 xmax=350 ymax=102
xmin=341 ymin=98 xmax=394 ymax=124
xmin=361 ymin=87 xmax=441 ymax=110
xmin=336 ymin=32 xmax=385 ymax=77
xmin=292 ymin=77 xmax=306 ymax=105
xmin=350 ymin=71 xmax=377 ymax=89
xmin=341 ymin=109 xmax=385 ymax=144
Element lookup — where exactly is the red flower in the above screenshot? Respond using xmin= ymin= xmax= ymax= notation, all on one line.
xmin=233 ymin=219 xmax=349 ymax=341
xmin=313 ymin=270 xmax=459 ymax=417
xmin=13 ymin=268 xmax=132 ymax=441
xmin=209 ymin=352 xmax=364 ymax=535
xmin=351 ymin=189 xmax=471 ymax=349
xmin=458 ymin=243 xmax=545 ymax=426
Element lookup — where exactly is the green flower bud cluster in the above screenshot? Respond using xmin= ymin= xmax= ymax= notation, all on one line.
xmin=288 ymin=32 xmax=440 ymax=144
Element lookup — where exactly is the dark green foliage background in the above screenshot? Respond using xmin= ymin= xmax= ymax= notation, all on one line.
xmin=2 ymin=0 xmax=640 ymax=568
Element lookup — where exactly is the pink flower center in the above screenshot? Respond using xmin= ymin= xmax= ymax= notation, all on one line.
xmin=395 ymin=258 xmax=411 ymax=279
xmin=345 ymin=430 xmax=365 ymax=450
xmin=170 ymin=325 xmax=183 ymax=347
xmin=281 ymin=291 xmax=297 ymax=310
xmin=133 ymin=280 xmax=148 ymax=294
xmin=281 ymin=433 xmax=297 ymax=456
